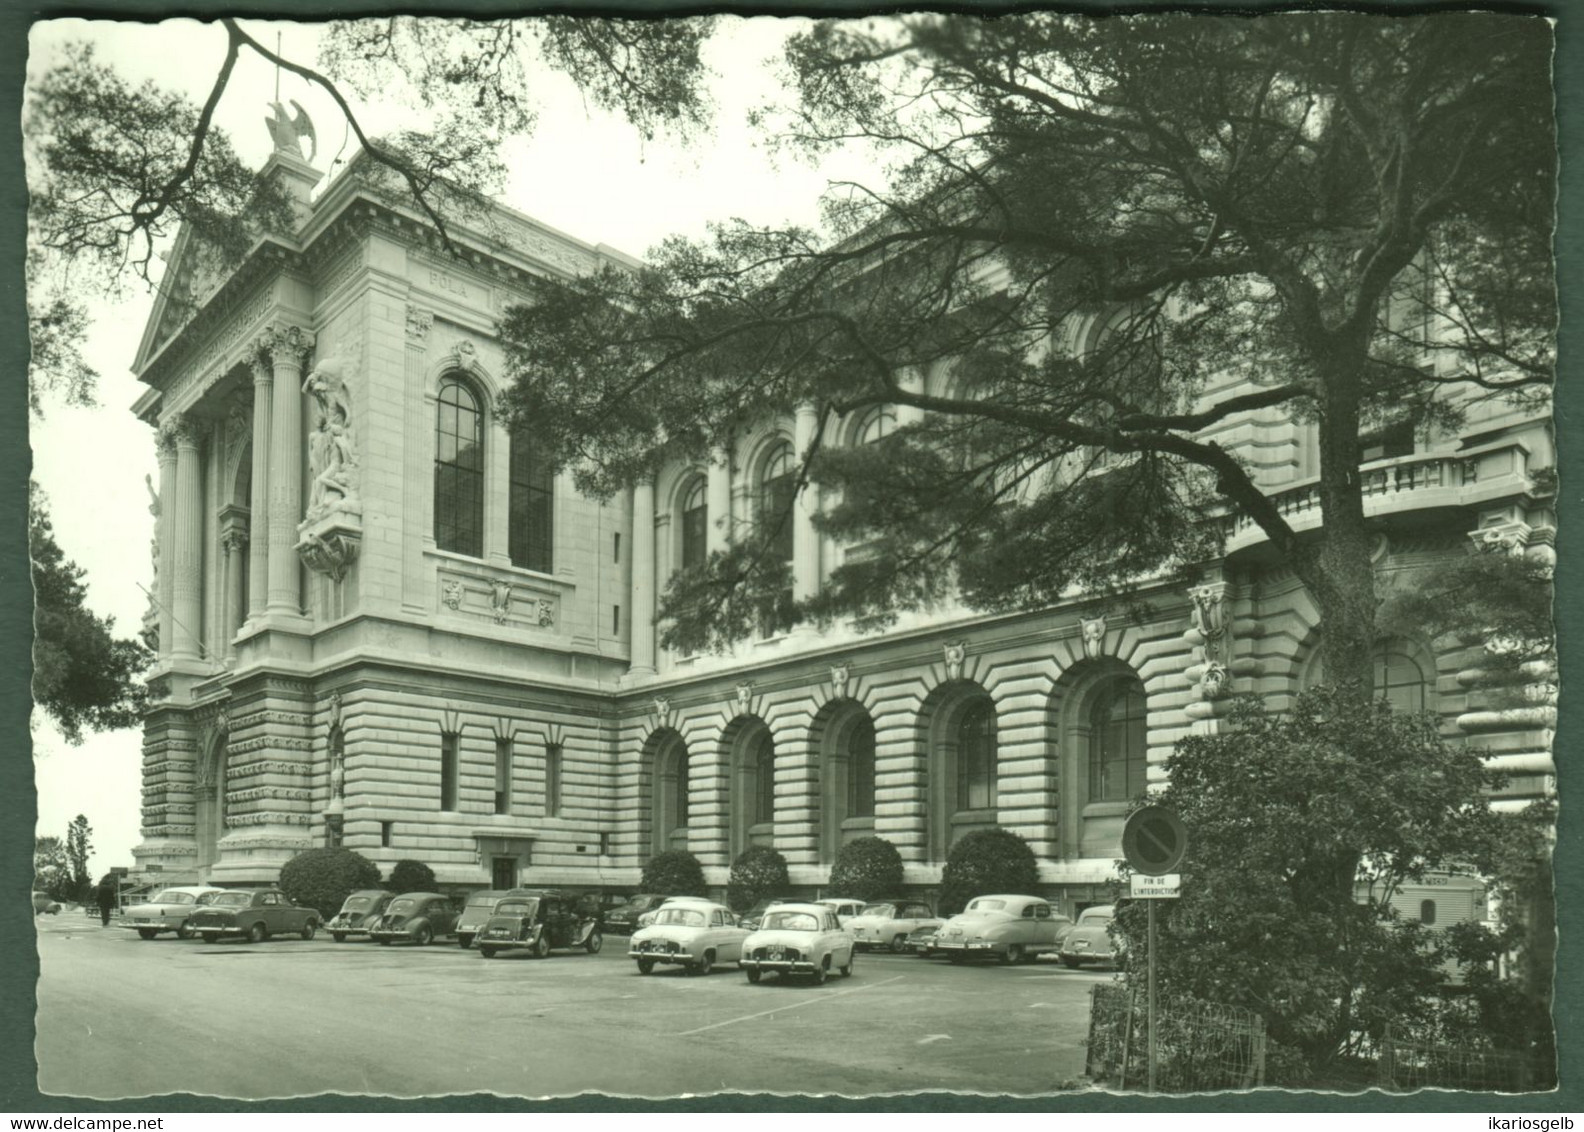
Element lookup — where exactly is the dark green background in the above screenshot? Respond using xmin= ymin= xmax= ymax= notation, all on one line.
xmin=2 ymin=0 xmax=1575 ymax=1114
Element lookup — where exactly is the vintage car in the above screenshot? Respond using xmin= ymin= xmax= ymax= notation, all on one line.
xmin=1057 ymin=904 xmax=1119 ymax=969
xmin=327 ymin=889 xmax=395 ymax=943
xmin=369 ymin=892 xmax=459 ymax=946
xmin=740 ymin=902 xmax=856 ymax=985
xmin=907 ymin=923 xmax=941 ymax=957
xmin=453 ymin=888 xmax=532 ymax=949
xmin=32 ymin=892 xmax=62 ymax=916
xmin=816 ymin=898 xmax=867 ymax=927
xmin=477 ymin=890 xmax=602 ymax=959
xmin=120 ymin=885 xmax=223 ymax=939
xmin=736 ymin=897 xmax=786 ymax=931
xmin=603 ymin=893 xmax=671 ymax=935
xmin=185 ymin=888 xmax=321 ymax=943
xmin=628 ymin=898 xmax=749 ymax=975
xmin=846 ymin=899 xmax=942 ymax=952
xmin=932 ymin=894 xmax=1073 ymax=964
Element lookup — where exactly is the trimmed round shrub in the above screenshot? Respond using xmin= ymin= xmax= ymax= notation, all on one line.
xmin=386 ymin=859 xmax=437 ymax=894
xmin=727 ymin=845 xmax=790 ymax=913
xmin=278 ymin=847 xmax=381 ymax=919
xmin=828 ymin=836 xmax=904 ymax=903
xmin=642 ymin=849 xmax=706 ymax=896
xmin=939 ymin=827 xmax=1040 ymax=915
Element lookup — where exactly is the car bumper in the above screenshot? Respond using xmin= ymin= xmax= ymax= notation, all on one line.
xmin=932 ymin=940 xmax=1001 ymax=955
xmin=122 ymin=918 xmax=184 ymax=932
xmin=628 ymin=948 xmax=695 ymax=965
xmin=187 ymin=923 xmax=244 ymax=937
xmin=739 ymin=958 xmax=821 ymax=973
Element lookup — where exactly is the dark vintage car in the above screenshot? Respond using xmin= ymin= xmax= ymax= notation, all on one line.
xmin=455 ymin=888 xmax=535 ymax=949
xmin=369 ymin=892 xmax=459 ymax=946
xmin=185 ymin=888 xmax=321 ymax=943
xmin=477 ymin=891 xmax=602 ymax=959
xmin=1057 ymin=904 xmax=1120 ymax=969
xmin=603 ymin=893 xmax=670 ymax=936
xmin=736 ymin=897 xmax=787 ymax=932
xmin=327 ymin=889 xmax=394 ymax=943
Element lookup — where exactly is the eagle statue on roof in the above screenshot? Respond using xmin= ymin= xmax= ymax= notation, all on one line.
xmin=265 ymin=100 xmax=317 ymax=164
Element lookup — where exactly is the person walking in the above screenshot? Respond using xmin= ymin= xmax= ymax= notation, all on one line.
xmin=94 ymin=876 xmax=118 ymax=927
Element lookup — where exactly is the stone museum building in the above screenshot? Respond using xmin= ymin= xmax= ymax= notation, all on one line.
xmin=129 ymin=141 xmax=1556 ymax=912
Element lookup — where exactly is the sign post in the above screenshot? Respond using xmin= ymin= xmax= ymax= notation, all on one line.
xmin=1122 ymin=806 xmax=1188 ymax=1095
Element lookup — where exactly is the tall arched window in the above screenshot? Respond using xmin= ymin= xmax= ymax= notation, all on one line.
xmin=1303 ymin=637 xmax=1433 ymax=713
xmin=652 ymin=734 xmax=690 ymax=854
xmin=855 ymin=406 xmax=895 ymax=446
xmin=434 ymin=378 xmax=484 ymax=556
xmin=759 ymin=442 xmax=796 ymax=564
xmin=754 ymin=739 xmax=775 ymax=827
xmin=956 ymin=699 xmax=996 ymax=811
xmin=680 ymin=476 xmax=708 ymax=570
xmin=848 ymin=717 xmax=876 ymax=819
xmin=508 ymin=425 xmax=554 ymax=572
xmin=1089 ymin=678 xmax=1147 ymax=803
xmin=732 ymin=723 xmax=777 ymax=853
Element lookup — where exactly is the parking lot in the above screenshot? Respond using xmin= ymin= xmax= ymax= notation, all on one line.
xmin=35 ymin=911 xmax=1111 ymax=1101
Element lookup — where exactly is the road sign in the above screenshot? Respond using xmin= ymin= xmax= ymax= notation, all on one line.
xmin=1121 ymin=805 xmax=1187 ymax=875
xmin=1130 ymin=874 xmax=1182 ymax=900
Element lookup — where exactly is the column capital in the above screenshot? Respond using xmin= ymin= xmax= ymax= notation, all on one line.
xmin=220 ymin=528 xmax=250 ymax=554
xmin=252 ymin=322 xmax=316 ymax=369
xmin=405 ymin=305 xmax=433 ymax=345
xmin=162 ymin=414 xmax=202 ymax=451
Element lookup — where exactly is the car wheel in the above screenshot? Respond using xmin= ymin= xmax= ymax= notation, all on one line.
xmin=458 ymin=935 xmax=473 ymax=950
xmin=637 ymin=958 xmax=655 ymax=975
xmin=1061 ymin=958 xmax=1082 ymax=969
xmin=176 ymin=923 xmax=194 ymax=940
xmin=695 ymin=951 xmax=713 ymax=976
xmin=1003 ymin=944 xmax=1024 ymax=965
xmin=813 ymin=959 xmax=829 ymax=985
xmin=333 ymin=932 xmax=347 ymax=943
xmin=533 ymin=935 xmax=550 ymax=959
xmin=890 ymin=934 xmax=909 ymax=953
xmin=413 ymin=925 xmax=433 ymax=947
xmin=840 ymin=950 xmax=854 ymax=978
xmin=746 ymin=968 xmax=762 ymax=984
xmin=585 ymin=931 xmax=603 ymax=955
xmin=246 ymin=922 xmax=267 ymax=944
xmin=202 ymin=932 xmax=219 ymax=944
xmin=480 ymin=947 xmax=496 ymax=959
xmin=137 ymin=928 xmax=158 ymax=940
xmin=300 ymin=921 xmax=317 ymax=941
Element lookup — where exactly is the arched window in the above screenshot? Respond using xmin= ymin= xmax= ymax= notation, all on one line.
xmin=759 ymin=442 xmax=796 ymax=564
xmin=508 ymin=425 xmax=553 ymax=572
xmin=855 ymin=406 xmax=895 ymax=446
xmin=1303 ymin=637 xmax=1433 ymax=712
xmin=957 ymin=699 xmax=996 ymax=811
xmin=732 ymin=723 xmax=776 ymax=853
xmin=754 ymin=739 xmax=775 ymax=826
xmin=1089 ymin=679 xmax=1147 ymax=803
xmin=820 ymin=707 xmax=877 ymax=862
xmin=848 ymin=717 xmax=876 ymax=818
xmin=680 ymin=476 xmax=708 ymax=571
xmin=434 ymin=378 xmax=484 ymax=556
xmin=1420 ymin=899 xmax=1437 ymax=925
xmin=652 ymin=734 xmax=690 ymax=855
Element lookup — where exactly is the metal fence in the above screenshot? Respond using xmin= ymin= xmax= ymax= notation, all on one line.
xmin=1376 ymin=1025 xmax=1552 ymax=1093
xmin=1086 ymin=982 xmax=1267 ymax=1093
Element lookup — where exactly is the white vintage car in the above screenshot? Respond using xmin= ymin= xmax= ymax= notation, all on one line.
xmin=120 ymin=886 xmax=224 ymax=940
xmin=628 ymin=898 xmax=748 ymax=975
xmin=932 ymin=894 xmax=1073 ymax=964
xmin=740 ymin=902 xmax=856 ymax=985
xmin=846 ymin=899 xmax=943 ymax=952
xmin=815 ymin=897 xmax=867 ymax=927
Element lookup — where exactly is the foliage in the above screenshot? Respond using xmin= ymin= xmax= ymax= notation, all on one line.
xmin=726 ymin=845 xmax=790 ymax=912
xmin=33 ymin=836 xmax=72 ymax=902
xmin=65 ymin=815 xmax=94 ymax=900
xmin=385 ymin=859 xmax=437 ymax=895
xmin=30 ymin=487 xmax=150 ymax=743
xmin=278 ymin=847 xmax=382 ymax=919
xmin=499 ymin=12 xmax=1554 ymax=703
xmin=827 ymin=836 xmax=905 ymax=903
xmin=938 ymin=828 xmax=1040 ymax=915
xmin=1110 ymin=688 xmax=1511 ymax=1079
xmin=641 ymin=849 xmax=706 ymax=896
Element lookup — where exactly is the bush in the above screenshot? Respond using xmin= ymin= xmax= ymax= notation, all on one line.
xmin=278 ymin=847 xmax=382 ymax=919
xmin=727 ymin=845 xmax=790 ymax=912
xmin=828 ymin=836 xmax=904 ymax=903
xmin=939 ymin=827 xmax=1040 ymax=915
xmin=642 ymin=849 xmax=706 ymax=895
xmin=386 ymin=859 xmax=437 ymax=894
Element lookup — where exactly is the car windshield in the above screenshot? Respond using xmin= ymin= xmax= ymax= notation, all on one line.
xmin=209 ymin=893 xmax=251 ymax=907
xmin=195 ymin=892 xmax=221 ymax=906
xmin=654 ymin=908 xmax=706 ymax=927
xmin=496 ymin=899 xmax=539 ymax=917
xmin=762 ymin=911 xmax=819 ymax=932
xmin=967 ymin=898 xmax=1007 ymax=912
xmin=152 ymin=890 xmax=197 ymax=905
xmin=387 ymin=898 xmax=418 ymax=915
xmin=343 ymin=896 xmax=377 ymax=912
xmin=862 ymin=904 xmax=896 ymax=919
xmin=465 ymin=895 xmax=502 ymax=908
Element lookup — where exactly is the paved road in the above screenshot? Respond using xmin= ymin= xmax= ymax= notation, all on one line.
xmin=34 ymin=914 xmax=1111 ymax=1102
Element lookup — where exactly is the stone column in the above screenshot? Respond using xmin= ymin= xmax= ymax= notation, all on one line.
xmin=792 ymin=403 xmax=820 ymax=600
xmin=170 ymin=416 xmax=204 ymax=662
xmin=262 ymin=324 xmax=314 ymax=616
xmin=219 ymin=522 xmax=248 ymax=660
xmin=245 ymin=349 xmax=272 ymax=623
xmin=707 ymin=447 xmax=732 ymax=555
xmin=155 ymin=425 xmax=179 ymax=658
xmin=629 ymin=477 xmax=657 ymax=675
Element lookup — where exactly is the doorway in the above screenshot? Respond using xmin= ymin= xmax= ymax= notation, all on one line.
xmin=491 ymin=856 xmax=518 ymax=890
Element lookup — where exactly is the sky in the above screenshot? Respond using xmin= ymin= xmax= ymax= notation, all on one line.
xmin=27 ymin=15 xmax=883 ymax=878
